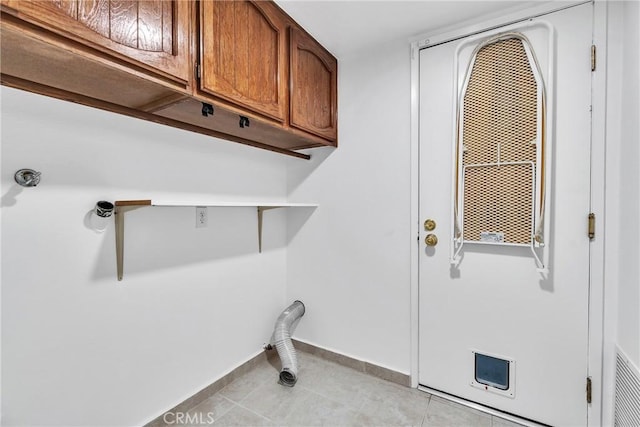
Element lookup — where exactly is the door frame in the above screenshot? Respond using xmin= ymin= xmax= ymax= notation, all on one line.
xmin=409 ymin=2 xmax=609 ymax=426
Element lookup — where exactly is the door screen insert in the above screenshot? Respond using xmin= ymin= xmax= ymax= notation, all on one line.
xmin=451 ymin=33 xmax=548 ymax=273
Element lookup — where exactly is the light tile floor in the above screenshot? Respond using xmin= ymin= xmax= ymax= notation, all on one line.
xmin=173 ymin=351 xmax=525 ymax=427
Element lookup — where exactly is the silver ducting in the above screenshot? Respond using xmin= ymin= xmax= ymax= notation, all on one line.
xmin=265 ymin=300 xmax=305 ymax=387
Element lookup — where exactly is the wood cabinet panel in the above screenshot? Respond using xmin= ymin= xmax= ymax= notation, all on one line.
xmin=0 ymin=19 xmax=185 ymax=109
xmin=1 ymin=0 xmax=190 ymax=84
xmin=1 ymin=0 xmax=338 ymax=158
xmin=51 ymin=0 xmax=77 ymax=17
xmin=155 ymin=98 xmax=328 ymax=153
xmin=289 ymin=26 xmax=337 ymax=142
xmin=77 ymin=0 xmax=109 ymax=37
xmin=109 ymin=0 xmax=140 ymax=49
xmin=200 ymin=0 xmax=287 ymax=121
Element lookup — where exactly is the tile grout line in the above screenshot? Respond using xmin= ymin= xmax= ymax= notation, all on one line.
xmin=144 ymin=350 xmax=280 ymax=427
xmin=182 ymin=395 xmax=238 ymax=426
xmin=299 ymin=382 xmax=366 ymax=413
xmin=195 ymin=354 xmax=432 ymax=427
xmin=212 ymin=396 xmax=238 ymax=423
xmin=231 ymin=400 xmax=276 ymax=424
xmin=295 ymin=354 xmax=370 ymax=413
xmin=292 ymin=339 xmax=412 ymax=387
xmin=147 ymin=345 xmax=416 ymax=427
xmin=297 ymin=353 xmax=432 ymax=426
xmin=219 ymin=375 xmax=272 ymax=406
xmin=299 ymin=353 xmax=426 ymax=414
xmin=420 ymin=395 xmax=434 ymax=426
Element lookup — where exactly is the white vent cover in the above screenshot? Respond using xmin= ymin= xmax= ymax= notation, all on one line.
xmin=615 ymin=350 xmax=640 ymax=426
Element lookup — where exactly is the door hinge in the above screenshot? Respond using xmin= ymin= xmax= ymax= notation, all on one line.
xmin=591 ymin=45 xmax=596 ymax=71
xmin=195 ymin=62 xmax=201 ymax=80
xmin=586 ymin=377 xmax=592 ymax=403
xmin=588 ymin=213 xmax=596 ymax=240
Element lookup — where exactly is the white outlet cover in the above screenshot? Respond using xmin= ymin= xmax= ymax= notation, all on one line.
xmin=196 ymin=206 xmax=208 ymax=228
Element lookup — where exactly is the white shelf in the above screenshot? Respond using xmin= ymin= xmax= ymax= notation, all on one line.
xmin=151 ymin=201 xmax=317 ymax=208
xmin=113 ymin=199 xmax=317 ymax=281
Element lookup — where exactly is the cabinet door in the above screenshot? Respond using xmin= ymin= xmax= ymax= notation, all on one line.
xmin=289 ymin=26 xmax=337 ymax=142
xmin=200 ymin=0 xmax=287 ymax=122
xmin=1 ymin=0 xmax=190 ymax=84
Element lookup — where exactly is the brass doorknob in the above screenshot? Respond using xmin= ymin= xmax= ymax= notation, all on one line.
xmin=424 ymin=219 xmax=436 ymax=231
xmin=425 ymin=234 xmax=438 ymax=246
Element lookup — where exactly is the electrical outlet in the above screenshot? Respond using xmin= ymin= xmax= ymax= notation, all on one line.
xmin=196 ymin=207 xmax=207 ymax=228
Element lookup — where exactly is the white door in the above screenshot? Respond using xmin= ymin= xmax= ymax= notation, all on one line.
xmin=418 ymin=4 xmax=593 ymax=426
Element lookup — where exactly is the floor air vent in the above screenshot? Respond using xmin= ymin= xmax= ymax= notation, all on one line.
xmin=615 ymin=349 xmax=640 ymax=426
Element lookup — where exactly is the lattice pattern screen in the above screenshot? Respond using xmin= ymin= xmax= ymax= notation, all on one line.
xmin=459 ymin=36 xmax=540 ymax=245
xmin=464 ymin=164 xmax=533 ymax=244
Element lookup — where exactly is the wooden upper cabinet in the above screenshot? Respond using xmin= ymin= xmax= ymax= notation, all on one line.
xmin=1 ymin=0 xmax=338 ymax=157
xmin=1 ymin=0 xmax=190 ymax=84
xmin=289 ymin=26 xmax=337 ymax=142
xmin=200 ymin=1 xmax=287 ymax=122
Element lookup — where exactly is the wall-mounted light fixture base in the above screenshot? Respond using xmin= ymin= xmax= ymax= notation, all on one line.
xmin=89 ymin=201 xmax=115 ymax=233
xmin=14 ymin=169 xmax=41 ymax=187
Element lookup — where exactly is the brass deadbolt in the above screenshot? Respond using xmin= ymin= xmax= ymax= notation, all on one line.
xmin=425 ymin=234 xmax=438 ymax=247
xmin=424 ymin=219 xmax=436 ymax=231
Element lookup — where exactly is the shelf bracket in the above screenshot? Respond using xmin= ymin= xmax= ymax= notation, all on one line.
xmin=257 ymin=206 xmax=280 ymax=253
xmin=111 ymin=201 xmax=314 ymax=280
xmin=114 ymin=200 xmax=151 ymax=281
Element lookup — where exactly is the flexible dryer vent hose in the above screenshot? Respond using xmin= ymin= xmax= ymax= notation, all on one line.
xmin=266 ymin=300 xmax=305 ymax=387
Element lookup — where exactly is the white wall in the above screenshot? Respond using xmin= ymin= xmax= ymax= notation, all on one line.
xmin=287 ymin=39 xmax=412 ymax=373
xmin=602 ymin=4 xmax=640 ymax=424
xmin=286 ymin=0 xmax=640 ymax=413
xmin=1 ymin=87 xmax=289 ymax=426
xmin=616 ymin=0 xmax=640 ymax=368
xmin=2 ymin=4 xmax=637 ymax=426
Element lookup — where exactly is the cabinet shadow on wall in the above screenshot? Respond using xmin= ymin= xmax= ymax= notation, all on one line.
xmin=286 ymin=206 xmax=317 ymax=245
xmin=287 ymin=146 xmax=336 ymax=194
